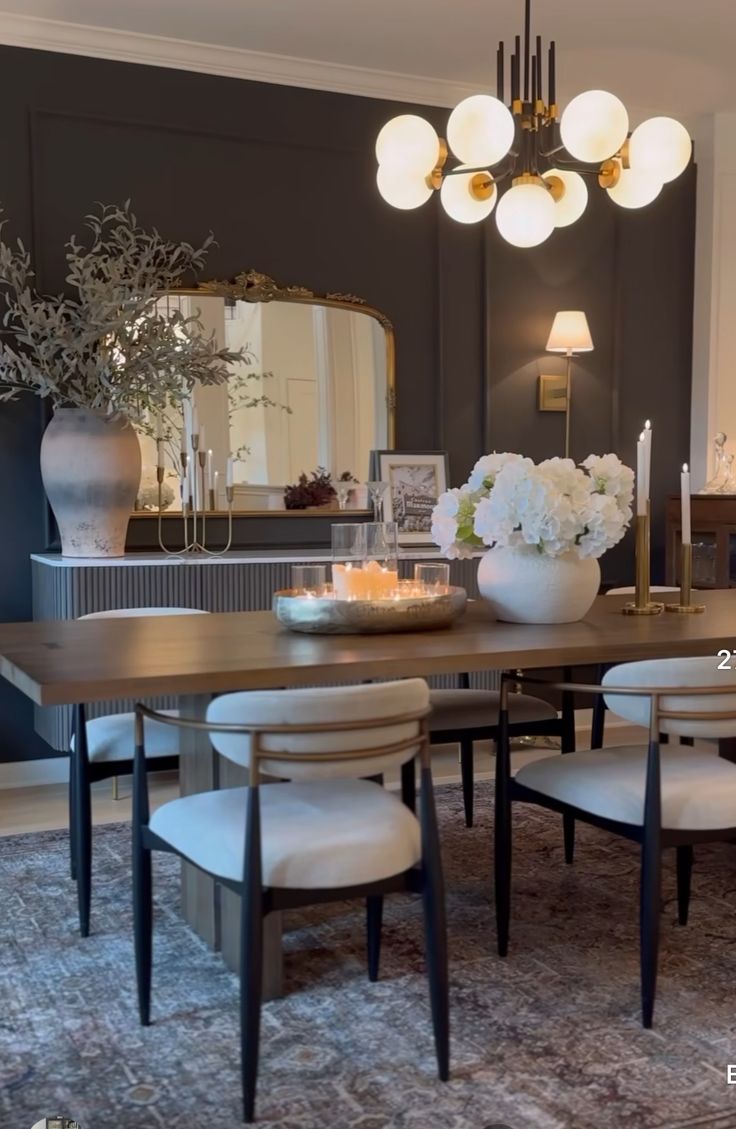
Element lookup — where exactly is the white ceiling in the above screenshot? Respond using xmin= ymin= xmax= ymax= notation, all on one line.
xmin=0 ymin=0 xmax=734 ymax=123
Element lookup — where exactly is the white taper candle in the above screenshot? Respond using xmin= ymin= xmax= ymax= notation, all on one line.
xmin=681 ymin=463 xmax=691 ymax=544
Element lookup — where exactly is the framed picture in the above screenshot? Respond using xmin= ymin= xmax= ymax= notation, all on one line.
xmin=372 ymin=450 xmax=449 ymax=544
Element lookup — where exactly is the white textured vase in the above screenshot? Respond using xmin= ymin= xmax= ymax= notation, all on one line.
xmin=477 ymin=547 xmax=601 ymax=624
xmin=40 ymin=408 xmax=142 ymax=558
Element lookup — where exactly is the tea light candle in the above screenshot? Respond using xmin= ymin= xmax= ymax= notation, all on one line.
xmin=681 ymin=463 xmax=691 ymax=544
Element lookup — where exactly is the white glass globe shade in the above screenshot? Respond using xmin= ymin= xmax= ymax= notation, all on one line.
xmin=440 ymin=167 xmax=496 ymax=224
xmin=376 ymin=164 xmax=434 ymax=210
xmin=447 ymin=94 xmax=515 ymax=167
xmin=560 ymin=90 xmax=629 ymax=163
xmin=629 ymin=116 xmax=692 ymax=184
xmin=543 ymin=168 xmax=589 ymax=228
xmin=375 ymin=114 xmax=440 ymax=177
xmin=495 ymin=183 xmax=556 ymax=248
xmin=606 ymin=166 xmax=662 ymax=209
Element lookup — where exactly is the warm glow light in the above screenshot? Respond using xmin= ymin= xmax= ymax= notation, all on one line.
xmin=560 ymin=90 xmax=629 ymax=163
xmin=629 ymin=116 xmax=692 ymax=184
xmin=543 ymin=168 xmax=589 ymax=228
xmin=375 ymin=114 xmax=440 ymax=176
xmin=606 ymin=166 xmax=662 ymax=209
xmin=376 ymin=164 xmax=434 ymax=210
xmin=546 ymin=311 xmax=594 ymax=353
xmin=447 ymin=94 xmax=515 ymax=167
xmin=495 ymin=182 xmax=556 ymax=248
xmin=440 ymin=167 xmax=497 ymax=224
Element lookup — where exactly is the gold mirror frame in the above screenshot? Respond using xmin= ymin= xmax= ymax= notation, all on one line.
xmin=173 ymin=269 xmax=396 ymax=447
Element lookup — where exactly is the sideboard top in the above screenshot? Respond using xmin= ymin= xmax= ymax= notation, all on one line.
xmin=31 ymin=548 xmax=453 ymax=568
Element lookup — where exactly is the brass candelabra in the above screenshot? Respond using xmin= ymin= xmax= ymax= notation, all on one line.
xmin=157 ymin=434 xmax=234 ymax=556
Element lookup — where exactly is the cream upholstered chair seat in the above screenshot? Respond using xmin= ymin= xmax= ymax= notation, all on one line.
xmin=516 ymin=744 xmax=736 ymax=831
xmin=497 ymin=654 xmax=736 ymax=1029
xmin=150 ymin=778 xmax=421 ymax=888
xmin=430 ymin=688 xmax=557 ymax=731
xmin=72 ymin=709 xmax=180 ymax=762
xmin=133 ymin=678 xmax=449 ymax=1122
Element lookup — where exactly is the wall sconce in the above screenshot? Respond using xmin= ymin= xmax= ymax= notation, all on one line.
xmin=540 ymin=310 xmax=594 ymax=458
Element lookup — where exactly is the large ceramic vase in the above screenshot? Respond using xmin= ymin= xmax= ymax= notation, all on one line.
xmin=477 ymin=547 xmax=601 ymax=624
xmin=40 ymin=408 xmax=142 ymax=557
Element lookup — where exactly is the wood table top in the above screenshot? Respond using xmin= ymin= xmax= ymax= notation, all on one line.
xmin=2 ymin=591 xmax=735 ymax=706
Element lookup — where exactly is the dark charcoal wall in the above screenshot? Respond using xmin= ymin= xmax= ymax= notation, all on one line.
xmin=0 ymin=45 xmax=695 ymax=762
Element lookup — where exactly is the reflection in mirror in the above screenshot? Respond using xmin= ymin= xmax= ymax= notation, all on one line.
xmin=136 ymin=291 xmax=391 ymax=512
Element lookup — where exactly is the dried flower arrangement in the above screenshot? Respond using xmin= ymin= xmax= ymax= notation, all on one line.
xmin=284 ymin=468 xmax=357 ymax=509
xmin=0 ymin=201 xmax=244 ymax=418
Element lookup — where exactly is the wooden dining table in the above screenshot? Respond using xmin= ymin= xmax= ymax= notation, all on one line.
xmin=3 ymin=589 xmax=736 ymax=997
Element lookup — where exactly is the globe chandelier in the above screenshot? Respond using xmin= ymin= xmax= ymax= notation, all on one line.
xmin=375 ymin=0 xmax=692 ymax=247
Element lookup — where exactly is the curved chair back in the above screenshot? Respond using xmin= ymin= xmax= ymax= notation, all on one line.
xmin=201 ymin=679 xmax=431 ymax=781
xmin=603 ymin=656 xmax=736 ymax=738
xmin=80 ymin=607 xmax=207 ymax=619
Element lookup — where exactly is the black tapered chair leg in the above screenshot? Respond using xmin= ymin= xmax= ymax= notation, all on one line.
xmin=73 ymin=705 xmax=92 ymax=937
xmin=460 ymin=738 xmax=474 ymax=828
xmin=420 ymin=765 xmax=449 ymax=1082
xmin=563 ymin=813 xmax=575 ymax=864
xmin=366 ymin=895 xmax=383 ymax=982
xmin=495 ymin=799 xmax=512 ymax=957
xmin=68 ymin=759 xmax=77 ymax=882
xmin=676 ymin=845 xmax=693 ymax=926
xmin=401 ymin=758 xmax=416 ymax=813
xmin=132 ymin=832 xmax=153 ymax=1025
xmin=591 ymin=694 xmax=606 ymax=749
xmin=241 ymin=788 xmax=264 ymax=1123
xmin=640 ymin=839 xmax=662 ymax=1028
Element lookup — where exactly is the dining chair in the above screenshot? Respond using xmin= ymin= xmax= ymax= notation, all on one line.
xmin=591 ymin=588 xmax=682 ymax=749
xmin=428 ymin=674 xmax=572 ymax=829
xmin=131 ymin=679 xmax=448 ymax=1122
xmin=70 ymin=606 xmax=208 ymax=937
xmin=494 ymin=656 xmax=736 ymax=1027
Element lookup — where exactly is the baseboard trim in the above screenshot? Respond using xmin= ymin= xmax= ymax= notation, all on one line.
xmin=0 ymin=757 xmax=69 ymax=789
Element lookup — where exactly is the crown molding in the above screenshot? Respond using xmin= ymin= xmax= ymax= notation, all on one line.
xmin=0 ymin=11 xmax=481 ymax=109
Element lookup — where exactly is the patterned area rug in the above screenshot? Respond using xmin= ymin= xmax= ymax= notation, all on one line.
xmin=3 ymin=782 xmax=736 ymax=1129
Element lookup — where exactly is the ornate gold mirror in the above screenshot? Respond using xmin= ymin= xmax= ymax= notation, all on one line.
xmin=135 ymin=271 xmax=395 ymax=513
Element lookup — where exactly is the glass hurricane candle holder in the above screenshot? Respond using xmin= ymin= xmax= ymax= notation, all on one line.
xmin=290 ymin=564 xmax=327 ymax=596
xmin=414 ymin=562 xmax=451 ymax=593
xmin=331 ymin=522 xmax=399 ymax=600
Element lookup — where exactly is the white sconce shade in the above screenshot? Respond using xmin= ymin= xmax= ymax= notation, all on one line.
xmin=543 ymin=168 xmax=589 ymax=228
xmin=447 ymin=94 xmax=515 ymax=167
xmin=440 ymin=167 xmax=497 ymax=224
xmin=560 ymin=90 xmax=629 ymax=163
xmin=606 ymin=165 xmax=662 ymax=209
xmin=629 ymin=116 xmax=692 ymax=184
xmin=375 ymin=114 xmax=440 ymax=176
xmin=376 ymin=164 xmax=434 ymax=210
xmin=495 ymin=182 xmax=556 ymax=248
xmin=546 ymin=310 xmax=594 ymax=353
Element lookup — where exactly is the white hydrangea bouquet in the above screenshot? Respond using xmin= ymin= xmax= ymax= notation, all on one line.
xmin=432 ymin=452 xmax=634 ymax=560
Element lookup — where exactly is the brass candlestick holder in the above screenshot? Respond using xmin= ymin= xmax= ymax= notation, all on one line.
xmin=622 ymin=505 xmax=664 ymax=615
xmin=156 ymin=438 xmax=234 ymax=556
xmin=665 ymin=543 xmax=706 ymax=613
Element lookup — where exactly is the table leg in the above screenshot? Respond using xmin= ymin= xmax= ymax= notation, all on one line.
xmin=178 ymin=694 xmax=283 ymax=999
